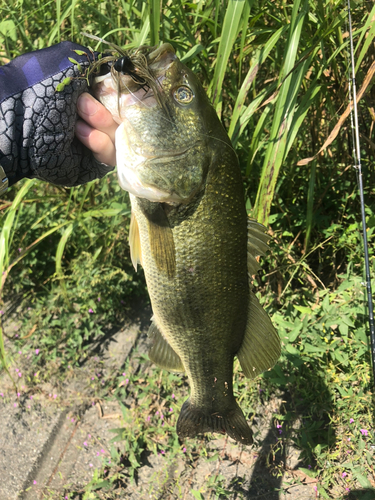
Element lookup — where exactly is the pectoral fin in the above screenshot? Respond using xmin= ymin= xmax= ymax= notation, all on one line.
xmin=147 ymin=205 xmax=176 ymax=279
xmin=237 ymin=290 xmax=280 ymax=379
xmin=148 ymin=321 xmax=185 ymax=373
xmin=129 ymin=211 xmax=142 ymax=271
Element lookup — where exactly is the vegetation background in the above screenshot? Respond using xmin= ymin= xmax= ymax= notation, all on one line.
xmin=0 ymin=0 xmax=375 ymax=498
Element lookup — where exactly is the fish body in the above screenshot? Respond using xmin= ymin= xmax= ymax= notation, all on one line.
xmin=93 ymin=44 xmax=280 ymax=445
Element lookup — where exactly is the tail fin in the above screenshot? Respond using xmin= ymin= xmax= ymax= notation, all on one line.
xmin=176 ymin=399 xmax=253 ymax=445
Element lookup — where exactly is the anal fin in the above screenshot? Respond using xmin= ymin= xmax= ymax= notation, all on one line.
xmin=148 ymin=321 xmax=185 ymax=373
xmin=237 ymin=290 xmax=281 ymax=379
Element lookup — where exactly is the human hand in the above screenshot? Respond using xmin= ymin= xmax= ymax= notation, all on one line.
xmin=0 ymin=42 xmax=116 ymax=188
xmin=75 ymin=93 xmax=118 ymax=167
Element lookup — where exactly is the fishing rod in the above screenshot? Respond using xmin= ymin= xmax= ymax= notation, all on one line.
xmin=347 ymin=0 xmax=375 ymax=386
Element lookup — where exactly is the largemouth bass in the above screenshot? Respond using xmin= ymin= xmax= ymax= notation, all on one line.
xmin=93 ymin=43 xmax=280 ymax=445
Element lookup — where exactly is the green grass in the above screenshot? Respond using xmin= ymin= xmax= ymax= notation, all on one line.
xmin=1 ymin=0 xmax=375 ymax=498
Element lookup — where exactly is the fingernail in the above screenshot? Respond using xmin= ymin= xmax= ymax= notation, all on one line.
xmin=78 ymin=94 xmax=98 ymax=116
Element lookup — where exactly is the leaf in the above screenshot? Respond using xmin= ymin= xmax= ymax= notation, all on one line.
xmin=191 ymin=491 xmax=204 ymax=500
xmin=91 ymin=480 xmax=111 ymax=490
xmin=353 ymin=470 xmax=373 ymax=489
xmin=298 ymin=60 xmax=375 ymax=166
xmin=285 ymin=344 xmax=299 ymax=355
xmin=180 ymin=44 xmax=205 ymax=64
xmin=0 ymin=20 xmax=17 ymax=41
xmin=294 ymin=305 xmax=313 ymax=315
xmin=299 ymin=467 xmax=317 ymax=478
xmin=82 ymin=208 xmax=124 ymax=218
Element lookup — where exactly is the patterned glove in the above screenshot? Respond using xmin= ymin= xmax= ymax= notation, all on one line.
xmin=0 ymin=41 xmax=114 ymax=189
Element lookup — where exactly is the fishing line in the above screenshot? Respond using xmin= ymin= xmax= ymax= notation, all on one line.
xmin=347 ymin=0 xmax=375 ymax=385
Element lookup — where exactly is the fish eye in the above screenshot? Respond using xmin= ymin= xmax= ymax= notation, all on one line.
xmin=173 ymin=86 xmax=194 ymax=105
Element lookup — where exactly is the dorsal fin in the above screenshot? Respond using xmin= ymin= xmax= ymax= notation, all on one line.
xmin=247 ymin=219 xmax=270 ymax=277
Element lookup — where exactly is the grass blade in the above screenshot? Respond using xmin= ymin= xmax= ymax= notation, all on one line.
xmin=149 ymin=0 xmax=160 ymax=46
xmin=210 ymin=0 xmax=246 ymax=114
xmin=253 ymin=0 xmax=308 ymax=224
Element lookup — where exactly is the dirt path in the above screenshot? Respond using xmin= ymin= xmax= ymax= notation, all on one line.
xmin=0 ymin=309 xmax=316 ymax=500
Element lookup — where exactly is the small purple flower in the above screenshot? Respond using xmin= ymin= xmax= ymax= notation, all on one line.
xmin=345 ymin=488 xmax=350 ymax=492
xmin=33 ymin=480 xmax=37 ymax=485
xmin=350 ymin=418 xmax=354 ymax=423
xmin=308 ymin=465 xmax=311 ymax=469
xmin=314 ymin=486 xmax=318 ymax=492
xmin=169 ymin=407 xmax=173 ymax=412
xmin=98 ymin=297 xmax=101 ymax=302
xmin=125 ymin=378 xmax=129 ymax=384
xmin=89 ymin=463 xmax=93 ymax=467
xmin=18 ymin=248 xmax=22 ymax=253
xmin=35 ymin=349 xmax=39 ymax=355
xmin=0 ymin=393 xmax=3 ymax=397
xmin=17 ymin=392 xmax=20 ymax=397
xmin=0 ymin=310 xmax=3 ymax=315
xmin=84 ymin=441 xmax=88 ymax=446
xmin=360 ymin=429 xmax=368 ymax=436
xmin=18 ymin=373 xmax=22 ymax=377
xmin=89 ymin=308 xmax=94 ymax=313
xmin=172 ymin=393 xmax=175 ymax=399
xmin=342 ymin=472 xmax=347 ymax=478
xmin=14 ymin=403 xmax=17 ymax=407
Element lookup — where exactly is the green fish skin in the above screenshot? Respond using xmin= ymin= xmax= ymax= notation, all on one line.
xmin=93 ymin=43 xmax=281 ymax=445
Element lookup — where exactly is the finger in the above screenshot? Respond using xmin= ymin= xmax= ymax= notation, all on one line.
xmin=75 ymin=120 xmax=117 ymax=166
xmin=77 ymin=93 xmax=118 ymax=143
